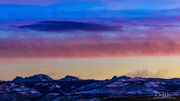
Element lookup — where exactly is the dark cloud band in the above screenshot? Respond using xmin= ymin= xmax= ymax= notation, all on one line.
xmin=18 ymin=21 xmax=116 ymax=31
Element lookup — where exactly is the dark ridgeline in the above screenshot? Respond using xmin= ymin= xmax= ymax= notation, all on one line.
xmin=1 ymin=74 xmax=180 ymax=101
xmin=59 ymin=75 xmax=80 ymax=81
xmin=12 ymin=74 xmax=53 ymax=83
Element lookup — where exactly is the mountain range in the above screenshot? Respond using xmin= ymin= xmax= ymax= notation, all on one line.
xmin=1 ymin=74 xmax=180 ymax=101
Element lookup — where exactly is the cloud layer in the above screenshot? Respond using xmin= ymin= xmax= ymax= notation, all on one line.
xmin=19 ymin=21 xmax=116 ymax=31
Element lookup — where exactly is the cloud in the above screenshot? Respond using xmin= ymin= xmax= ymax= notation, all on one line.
xmin=18 ymin=21 xmax=116 ymax=31
xmin=101 ymin=0 xmax=180 ymax=10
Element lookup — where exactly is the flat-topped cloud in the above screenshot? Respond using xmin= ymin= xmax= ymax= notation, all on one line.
xmin=18 ymin=21 xmax=116 ymax=32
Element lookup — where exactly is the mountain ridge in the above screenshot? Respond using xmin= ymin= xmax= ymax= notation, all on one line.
xmin=2 ymin=74 xmax=180 ymax=101
xmin=11 ymin=73 xmax=180 ymax=82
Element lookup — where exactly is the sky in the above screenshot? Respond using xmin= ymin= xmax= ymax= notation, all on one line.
xmin=1 ymin=0 xmax=180 ymax=80
xmin=1 ymin=0 xmax=180 ymax=9
xmin=1 ymin=0 xmax=180 ymax=20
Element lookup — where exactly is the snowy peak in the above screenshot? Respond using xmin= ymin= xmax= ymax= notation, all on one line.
xmin=12 ymin=76 xmax=24 ymax=82
xmin=12 ymin=74 xmax=53 ymax=82
xmin=60 ymin=75 xmax=80 ymax=81
xmin=112 ymin=75 xmax=130 ymax=81
xmin=28 ymin=74 xmax=53 ymax=81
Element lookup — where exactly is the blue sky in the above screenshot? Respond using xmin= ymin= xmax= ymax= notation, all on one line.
xmin=1 ymin=0 xmax=180 ymax=20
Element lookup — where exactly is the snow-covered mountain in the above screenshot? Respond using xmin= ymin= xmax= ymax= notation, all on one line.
xmin=59 ymin=75 xmax=80 ymax=81
xmin=2 ymin=74 xmax=180 ymax=101
xmin=12 ymin=74 xmax=53 ymax=82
